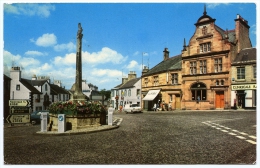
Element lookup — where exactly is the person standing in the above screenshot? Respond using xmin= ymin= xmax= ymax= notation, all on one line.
xmin=153 ymin=103 xmax=157 ymax=111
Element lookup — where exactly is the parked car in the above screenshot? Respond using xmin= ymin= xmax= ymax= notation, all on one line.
xmin=124 ymin=104 xmax=142 ymax=114
xmin=30 ymin=110 xmax=50 ymax=125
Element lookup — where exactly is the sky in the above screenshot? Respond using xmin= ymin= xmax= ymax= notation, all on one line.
xmin=1 ymin=0 xmax=258 ymax=91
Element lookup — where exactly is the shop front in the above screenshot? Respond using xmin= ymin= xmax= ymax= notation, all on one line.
xmin=142 ymin=89 xmax=161 ymax=111
xmin=231 ymin=84 xmax=256 ymax=109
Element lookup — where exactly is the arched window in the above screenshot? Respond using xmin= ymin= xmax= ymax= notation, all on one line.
xmin=128 ymin=89 xmax=131 ymax=96
xmin=216 ymin=80 xmax=219 ymax=86
xmin=220 ymin=80 xmax=224 ymax=85
xmin=191 ymin=83 xmax=207 ymax=101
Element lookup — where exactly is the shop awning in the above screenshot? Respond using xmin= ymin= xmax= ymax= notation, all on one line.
xmin=143 ymin=89 xmax=160 ymax=101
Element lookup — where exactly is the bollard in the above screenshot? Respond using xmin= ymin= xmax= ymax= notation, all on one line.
xmin=40 ymin=112 xmax=48 ymax=132
xmin=108 ymin=107 xmax=114 ymax=126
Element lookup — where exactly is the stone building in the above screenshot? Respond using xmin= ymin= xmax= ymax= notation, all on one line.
xmin=230 ymin=48 xmax=256 ymax=109
xmin=181 ymin=8 xmax=252 ymax=110
xmin=141 ymin=6 xmax=253 ymax=110
xmin=142 ymin=48 xmax=182 ymax=111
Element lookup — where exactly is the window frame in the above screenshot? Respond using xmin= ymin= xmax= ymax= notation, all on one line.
xmin=199 ymin=42 xmax=211 ymax=53
xmin=190 ymin=61 xmax=197 ymax=75
xmin=199 ymin=60 xmax=207 ymax=74
xmin=16 ymin=84 xmax=20 ymax=91
xmin=237 ymin=67 xmax=245 ymax=79
xmin=214 ymin=58 xmax=222 ymax=73
xmin=171 ymin=73 xmax=178 ymax=84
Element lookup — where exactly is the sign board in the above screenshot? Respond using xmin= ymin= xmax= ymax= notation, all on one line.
xmin=231 ymin=84 xmax=257 ymax=90
xmin=10 ymin=107 xmax=30 ymax=113
xmin=58 ymin=114 xmax=66 ymax=133
xmin=9 ymin=100 xmax=30 ymax=107
xmin=6 ymin=114 xmax=30 ymax=124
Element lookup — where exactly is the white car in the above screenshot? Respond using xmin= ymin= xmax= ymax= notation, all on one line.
xmin=124 ymin=104 xmax=142 ymax=113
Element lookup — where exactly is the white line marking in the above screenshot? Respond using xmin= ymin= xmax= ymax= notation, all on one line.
xmin=221 ymin=130 xmax=229 ymax=133
xmin=228 ymin=132 xmax=237 ymax=136
xmin=232 ymin=130 xmax=238 ymax=132
xmin=216 ymin=127 xmax=221 ymax=130
xmin=223 ymin=127 xmax=230 ymax=129
xmin=208 ymin=118 xmax=243 ymax=122
xmin=246 ymin=140 xmax=256 ymax=145
xmin=249 ymin=136 xmax=256 ymax=139
xmin=236 ymin=136 xmax=246 ymax=139
xmin=239 ymin=132 xmax=248 ymax=136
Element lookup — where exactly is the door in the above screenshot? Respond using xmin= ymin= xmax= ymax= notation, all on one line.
xmin=215 ymin=91 xmax=224 ymax=108
xmin=237 ymin=93 xmax=245 ymax=108
xmin=175 ymin=94 xmax=181 ymax=109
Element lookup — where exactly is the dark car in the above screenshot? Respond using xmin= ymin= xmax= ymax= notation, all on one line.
xmin=30 ymin=110 xmax=50 ymax=125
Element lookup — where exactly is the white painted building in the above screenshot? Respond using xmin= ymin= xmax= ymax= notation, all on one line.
xmin=9 ymin=67 xmax=70 ymax=112
xmin=82 ymin=80 xmax=92 ymax=98
xmin=111 ymin=71 xmax=141 ymax=109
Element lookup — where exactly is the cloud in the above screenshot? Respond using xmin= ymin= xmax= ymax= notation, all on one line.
xmin=90 ymin=68 xmax=122 ymax=78
xmin=4 ymin=4 xmax=55 ymax=18
xmin=126 ymin=60 xmax=139 ymax=70
xmin=41 ymin=63 xmax=52 ymax=70
xmin=19 ymin=57 xmax=41 ymax=68
xmin=207 ymin=3 xmax=229 ymax=9
xmin=53 ymin=47 xmax=128 ymax=66
xmin=83 ymin=47 xmax=127 ymax=64
xmin=54 ymin=42 xmax=76 ymax=52
xmin=54 ymin=53 xmax=76 ymax=66
xmin=251 ymin=24 xmax=256 ymax=35
xmin=24 ymin=50 xmax=47 ymax=56
xmin=133 ymin=51 xmax=140 ymax=56
xmin=34 ymin=33 xmax=57 ymax=47
xmin=3 ymin=50 xmax=21 ymax=66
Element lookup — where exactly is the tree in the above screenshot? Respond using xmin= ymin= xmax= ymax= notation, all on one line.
xmin=99 ymin=89 xmax=111 ymax=100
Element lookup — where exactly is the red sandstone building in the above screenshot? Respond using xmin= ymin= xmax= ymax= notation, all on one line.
xmin=141 ymin=7 xmax=253 ymax=110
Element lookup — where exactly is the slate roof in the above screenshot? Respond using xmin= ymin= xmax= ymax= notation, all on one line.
xmin=214 ymin=25 xmax=236 ymax=44
xmin=118 ymin=77 xmax=140 ymax=89
xmin=25 ymin=79 xmax=48 ymax=87
xmin=142 ymin=54 xmax=182 ymax=77
xmin=50 ymin=84 xmax=70 ymax=95
xmin=232 ymin=48 xmax=256 ymax=64
xmin=20 ymin=78 xmax=42 ymax=94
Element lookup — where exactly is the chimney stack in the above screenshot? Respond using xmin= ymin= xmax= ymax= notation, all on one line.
xmin=163 ymin=48 xmax=169 ymax=61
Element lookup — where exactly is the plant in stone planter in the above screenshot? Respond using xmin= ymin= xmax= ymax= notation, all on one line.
xmin=49 ymin=101 xmax=106 ymax=115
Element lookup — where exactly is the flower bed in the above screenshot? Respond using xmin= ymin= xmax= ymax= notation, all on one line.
xmin=48 ymin=101 xmax=107 ymax=131
xmin=49 ymin=101 xmax=107 ymax=116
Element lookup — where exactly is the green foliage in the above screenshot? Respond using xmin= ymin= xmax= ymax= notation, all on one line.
xmin=49 ymin=101 xmax=107 ymax=115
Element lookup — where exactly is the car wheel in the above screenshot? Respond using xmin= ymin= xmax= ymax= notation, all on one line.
xmin=31 ymin=120 xmax=37 ymax=125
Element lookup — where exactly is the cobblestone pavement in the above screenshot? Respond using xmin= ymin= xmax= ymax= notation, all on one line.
xmin=3 ymin=110 xmax=257 ymax=165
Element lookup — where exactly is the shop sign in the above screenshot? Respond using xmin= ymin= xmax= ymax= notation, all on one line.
xmin=231 ymin=84 xmax=257 ymax=90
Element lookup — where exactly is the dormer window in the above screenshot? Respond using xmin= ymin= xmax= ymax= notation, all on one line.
xmin=200 ymin=42 xmax=211 ymax=53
